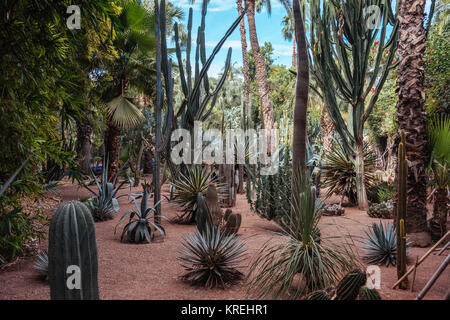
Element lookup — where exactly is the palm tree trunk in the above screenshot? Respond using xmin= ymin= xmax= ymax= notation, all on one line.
xmin=246 ymin=0 xmax=274 ymax=131
xmin=355 ymin=138 xmax=369 ymax=210
xmin=237 ymin=0 xmax=250 ymax=118
xmin=430 ymin=188 xmax=448 ymax=241
xmin=396 ymin=0 xmax=430 ymax=241
xmin=292 ymin=0 xmax=309 ymax=174
xmin=104 ymin=119 xmax=121 ymax=183
xmin=76 ymin=116 xmax=92 ymax=175
xmin=320 ymin=106 xmax=333 ymax=152
xmin=292 ymin=32 xmax=296 ymax=68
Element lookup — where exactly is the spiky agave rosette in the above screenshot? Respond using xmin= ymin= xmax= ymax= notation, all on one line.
xmin=178 ymin=224 xmax=246 ymax=289
xmin=362 ymin=221 xmax=400 ymax=267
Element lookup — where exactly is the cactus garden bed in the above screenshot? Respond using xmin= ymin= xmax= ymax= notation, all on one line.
xmin=0 ymin=179 xmax=447 ymax=300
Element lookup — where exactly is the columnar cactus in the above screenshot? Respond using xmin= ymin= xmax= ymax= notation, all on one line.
xmin=48 ymin=201 xmax=99 ymax=300
xmin=396 ymin=130 xmax=408 ymax=289
xmin=335 ymin=268 xmax=367 ymax=300
xmin=223 ymin=210 xmax=242 ymax=236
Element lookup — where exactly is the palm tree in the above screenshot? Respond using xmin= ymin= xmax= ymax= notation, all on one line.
xmin=427 ymin=116 xmax=449 ymax=241
xmin=291 ymin=0 xmax=309 ymax=173
xmin=281 ymin=7 xmax=295 ymax=67
xmin=395 ymin=0 xmax=430 ymax=243
xmin=236 ymin=0 xmax=250 ymax=127
xmin=245 ymin=0 xmax=274 ymax=131
xmin=102 ymin=1 xmax=154 ymax=181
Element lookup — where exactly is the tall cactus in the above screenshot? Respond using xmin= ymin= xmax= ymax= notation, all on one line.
xmin=396 ymin=130 xmax=408 ymax=289
xmin=48 ymin=201 xmax=99 ymax=300
xmin=309 ymin=0 xmax=398 ymax=210
xmin=173 ymin=0 xmax=245 ymax=134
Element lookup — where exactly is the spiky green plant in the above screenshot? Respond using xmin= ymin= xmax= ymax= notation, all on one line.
xmin=362 ymin=222 xmax=397 ymax=267
xmin=335 ymin=268 xmax=367 ymax=300
xmin=171 ymin=166 xmax=223 ymax=224
xmin=83 ymin=158 xmax=131 ymax=221
xmin=321 ymin=142 xmax=376 ymax=204
xmin=178 ymin=224 xmax=246 ymax=289
xmin=359 ymin=286 xmax=382 ymax=300
xmin=246 ymin=170 xmax=356 ymax=299
xmin=115 ymin=184 xmax=164 ymax=244
xmin=34 ymin=250 xmax=48 ymax=280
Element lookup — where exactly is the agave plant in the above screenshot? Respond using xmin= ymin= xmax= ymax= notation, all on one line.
xmin=115 ymin=184 xmax=164 ymax=244
xmin=171 ymin=166 xmax=224 ymax=224
xmin=247 ymin=170 xmax=356 ymax=299
xmin=178 ymin=224 xmax=246 ymax=289
xmin=34 ymin=250 xmax=48 ymax=280
xmin=362 ymin=221 xmax=400 ymax=267
xmin=83 ymin=158 xmax=131 ymax=221
xmin=321 ymin=142 xmax=376 ymax=204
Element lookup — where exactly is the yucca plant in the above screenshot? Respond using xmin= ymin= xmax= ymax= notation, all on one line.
xmin=34 ymin=249 xmax=48 ymax=281
xmin=321 ymin=142 xmax=376 ymax=205
xmin=178 ymin=224 xmax=246 ymax=289
xmin=115 ymin=184 xmax=164 ymax=244
xmin=83 ymin=158 xmax=131 ymax=221
xmin=171 ymin=166 xmax=224 ymax=224
xmin=362 ymin=221 xmax=399 ymax=267
xmin=246 ymin=170 xmax=356 ymax=299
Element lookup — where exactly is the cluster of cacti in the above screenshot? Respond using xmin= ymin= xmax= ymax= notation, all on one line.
xmin=222 ymin=209 xmax=242 ymax=236
xmin=301 ymin=268 xmax=382 ymax=300
xmin=367 ymin=200 xmax=394 ymax=219
xmin=173 ymin=0 xmax=245 ymax=134
xmin=247 ymin=146 xmax=291 ymax=226
xmin=396 ymin=130 xmax=408 ymax=289
xmin=323 ymin=204 xmax=345 ymax=216
xmin=48 ymin=201 xmax=99 ymax=300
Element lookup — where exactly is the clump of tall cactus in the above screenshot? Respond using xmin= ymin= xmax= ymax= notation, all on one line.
xmin=222 ymin=209 xmax=242 ymax=236
xmin=396 ymin=130 xmax=408 ymax=289
xmin=48 ymin=201 xmax=99 ymax=300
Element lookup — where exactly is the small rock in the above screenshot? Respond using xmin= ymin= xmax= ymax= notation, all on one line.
xmin=407 ymin=232 xmax=432 ymax=247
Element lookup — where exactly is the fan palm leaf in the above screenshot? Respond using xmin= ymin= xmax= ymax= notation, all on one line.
xmin=107 ymin=95 xmax=145 ymax=129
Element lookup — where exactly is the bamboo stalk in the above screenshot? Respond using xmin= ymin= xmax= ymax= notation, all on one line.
xmin=437 ymin=240 xmax=450 ymax=256
xmin=415 ymin=254 xmax=450 ymax=300
xmin=392 ymin=231 xmax=450 ymax=289
xmin=410 ymin=256 xmax=419 ymax=292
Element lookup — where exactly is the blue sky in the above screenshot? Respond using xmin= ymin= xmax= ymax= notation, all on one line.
xmin=173 ymin=0 xmax=434 ymax=77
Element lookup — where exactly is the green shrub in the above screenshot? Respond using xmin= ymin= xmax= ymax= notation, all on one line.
xmin=367 ymin=182 xmax=395 ymax=203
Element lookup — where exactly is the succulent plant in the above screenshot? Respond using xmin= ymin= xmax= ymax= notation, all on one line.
xmin=335 ymin=268 xmax=367 ymax=300
xmin=34 ymin=250 xmax=48 ymax=280
xmin=323 ymin=204 xmax=345 ymax=216
xmin=367 ymin=201 xmax=394 ymax=219
xmin=359 ymin=286 xmax=382 ymax=300
xmin=115 ymin=184 xmax=164 ymax=244
xmin=178 ymin=224 xmax=246 ymax=289
xmin=302 ymin=290 xmax=330 ymax=300
xmin=222 ymin=210 xmax=242 ymax=236
xmin=362 ymin=221 xmax=398 ymax=267
xmin=83 ymin=158 xmax=131 ymax=221
xmin=48 ymin=201 xmax=99 ymax=300
xmin=171 ymin=166 xmax=224 ymax=224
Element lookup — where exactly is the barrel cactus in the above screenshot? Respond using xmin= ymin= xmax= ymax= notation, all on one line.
xmin=359 ymin=286 xmax=382 ymax=300
xmin=367 ymin=200 xmax=394 ymax=219
xmin=302 ymin=290 xmax=330 ymax=300
xmin=48 ymin=201 xmax=99 ymax=300
xmin=335 ymin=268 xmax=367 ymax=300
xmin=222 ymin=209 xmax=242 ymax=235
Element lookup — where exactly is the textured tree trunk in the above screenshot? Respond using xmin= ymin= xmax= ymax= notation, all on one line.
xmin=396 ymin=0 xmax=430 ymax=240
xmin=320 ymin=106 xmax=334 ymax=152
xmin=355 ymin=139 xmax=369 ymax=210
xmin=292 ymin=0 xmax=309 ymax=174
xmin=237 ymin=0 xmax=250 ymax=118
xmin=292 ymin=32 xmax=296 ymax=68
xmin=104 ymin=119 xmax=121 ymax=183
xmin=246 ymin=0 xmax=274 ymax=131
xmin=143 ymin=146 xmax=153 ymax=174
xmin=76 ymin=117 xmax=93 ymax=175
xmin=430 ymin=188 xmax=448 ymax=241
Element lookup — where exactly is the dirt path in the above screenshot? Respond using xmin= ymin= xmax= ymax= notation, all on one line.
xmin=0 ymin=180 xmax=448 ymax=300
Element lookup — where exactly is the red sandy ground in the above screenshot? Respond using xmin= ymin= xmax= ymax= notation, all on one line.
xmin=0 ymin=178 xmax=448 ymax=300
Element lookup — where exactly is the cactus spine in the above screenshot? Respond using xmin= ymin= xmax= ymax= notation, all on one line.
xmin=359 ymin=287 xmax=382 ymax=300
xmin=48 ymin=201 xmax=99 ymax=300
xmin=396 ymin=130 xmax=408 ymax=289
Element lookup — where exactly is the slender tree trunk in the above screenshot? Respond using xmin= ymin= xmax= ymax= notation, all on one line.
xmin=430 ymin=188 xmax=448 ymax=241
xmin=292 ymin=32 xmax=296 ymax=68
xmin=237 ymin=0 xmax=250 ymax=117
xmin=143 ymin=146 xmax=153 ymax=174
xmin=76 ymin=117 xmax=93 ymax=175
xmin=246 ymin=0 xmax=274 ymax=131
xmin=355 ymin=138 xmax=369 ymax=210
xmin=396 ymin=0 xmax=430 ymax=241
xmin=292 ymin=0 xmax=309 ymax=174
xmin=320 ymin=106 xmax=333 ymax=152
xmin=104 ymin=119 xmax=121 ymax=183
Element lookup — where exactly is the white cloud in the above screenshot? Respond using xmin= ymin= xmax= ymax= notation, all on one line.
xmin=204 ymin=40 xmax=242 ymax=49
xmin=273 ymin=44 xmax=293 ymax=57
xmin=174 ymin=0 xmax=235 ymax=12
